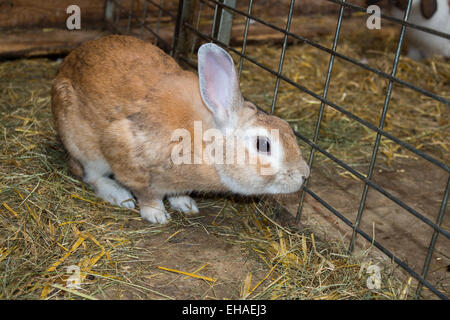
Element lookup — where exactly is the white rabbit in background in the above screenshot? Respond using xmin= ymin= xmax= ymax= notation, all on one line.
xmin=367 ymin=0 xmax=450 ymax=60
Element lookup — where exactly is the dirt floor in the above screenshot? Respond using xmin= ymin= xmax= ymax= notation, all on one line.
xmin=93 ymin=208 xmax=270 ymax=300
xmin=281 ymin=158 xmax=449 ymax=299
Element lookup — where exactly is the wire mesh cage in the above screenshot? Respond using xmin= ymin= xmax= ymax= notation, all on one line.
xmin=104 ymin=0 xmax=449 ymax=299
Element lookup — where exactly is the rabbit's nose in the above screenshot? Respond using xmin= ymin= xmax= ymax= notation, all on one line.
xmin=299 ymin=160 xmax=310 ymax=179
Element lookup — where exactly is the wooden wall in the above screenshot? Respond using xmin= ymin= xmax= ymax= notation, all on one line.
xmin=0 ymin=0 xmax=368 ymax=58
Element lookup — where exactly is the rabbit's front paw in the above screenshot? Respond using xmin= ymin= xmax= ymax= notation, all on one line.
xmin=140 ymin=202 xmax=171 ymax=224
xmin=94 ymin=177 xmax=136 ymax=209
xmin=168 ymin=195 xmax=199 ymax=214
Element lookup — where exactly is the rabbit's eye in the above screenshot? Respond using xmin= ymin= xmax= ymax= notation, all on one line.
xmin=256 ymin=136 xmax=271 ymax=155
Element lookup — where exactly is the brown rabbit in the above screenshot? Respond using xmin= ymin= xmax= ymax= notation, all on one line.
xmin=52 ymin=35 xmax=310 ymax=224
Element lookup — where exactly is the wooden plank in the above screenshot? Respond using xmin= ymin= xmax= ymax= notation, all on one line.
xmin=0 ymin=29 xmax=108 ymax=58
xmin=0 ymin=0 xmax=105 ymax=29
xmin=0 ymin=0 xmax=367 ymax=30
xmin=0 ymin=15 xmax=380 ymax=58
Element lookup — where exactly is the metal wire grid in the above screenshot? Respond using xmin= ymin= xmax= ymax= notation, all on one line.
xmin=105 ymin=0 xmax=178 ymax=53
xmin=105 ymin=0 xmax=449 ymax=299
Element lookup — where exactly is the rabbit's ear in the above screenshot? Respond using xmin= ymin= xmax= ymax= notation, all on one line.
xmin=420 ymin=0 xmax=437 ymax=19
xmin=198 ymin=43 xmax=243 ymax=130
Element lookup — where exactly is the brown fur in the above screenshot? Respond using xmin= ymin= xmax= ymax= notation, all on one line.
xmin=53 ymin=36 xmax=221 ymax=198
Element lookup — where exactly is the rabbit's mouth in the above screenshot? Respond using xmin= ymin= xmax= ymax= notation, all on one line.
xmin=263 ymin=170 xmax=306 ymax=195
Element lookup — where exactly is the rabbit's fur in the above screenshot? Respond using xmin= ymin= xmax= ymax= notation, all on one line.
xmin=52 ymin=35 xmax=310 ymax=224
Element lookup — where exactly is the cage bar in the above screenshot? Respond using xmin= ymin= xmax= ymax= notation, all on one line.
xmin=105 ymin=0 xmax=116 ymax=23
xmin=216 ymin=0 xmax=236 ymax=46
xmin=349 ymin=0 xmax=412 ymax=253
xmin=296 ymin=0 xmax=346 ymax=221
xmin=270 ymin=0 xmax=295 ymax=115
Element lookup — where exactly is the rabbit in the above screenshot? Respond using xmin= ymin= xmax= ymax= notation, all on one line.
xmin=51 ymin=35 xmax=310 ymax=224
xmin=366 ymin=0 xmax=450 ymax=60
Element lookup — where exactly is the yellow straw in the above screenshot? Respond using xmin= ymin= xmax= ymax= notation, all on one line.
xmin=157 ymin=266 xmax=216 ymax=283
xmin=47 ymin=236 xmax=86 ymax=272
xmin=2 ymin=203 xmax=18 ymax=217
